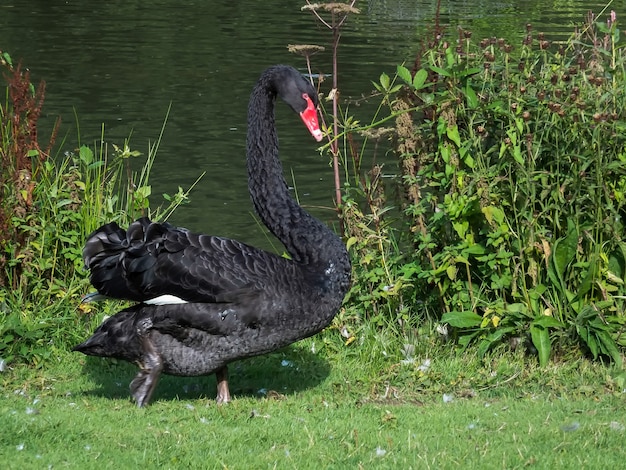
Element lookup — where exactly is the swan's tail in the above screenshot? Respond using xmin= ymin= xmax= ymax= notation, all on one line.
xmin=83 ymin=218 xmax=171 ymax=301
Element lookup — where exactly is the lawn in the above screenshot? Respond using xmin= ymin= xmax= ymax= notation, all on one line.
xmin=2 ymin=332 xmax=625 ymax=469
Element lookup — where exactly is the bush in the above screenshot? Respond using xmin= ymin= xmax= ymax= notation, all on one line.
xmin=340 ymin=11 xmax=626 ymax=365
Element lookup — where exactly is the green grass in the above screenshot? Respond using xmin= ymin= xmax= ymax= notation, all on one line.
xmin=2 ymin=329 xmax=625 ymax=469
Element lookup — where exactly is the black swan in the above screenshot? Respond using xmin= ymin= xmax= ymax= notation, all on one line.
xmin=73 ymin=65 xmax=351 ymax=407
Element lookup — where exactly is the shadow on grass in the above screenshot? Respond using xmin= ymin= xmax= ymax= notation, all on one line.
xmin=76 ymin=344 xmax=330 ymax=405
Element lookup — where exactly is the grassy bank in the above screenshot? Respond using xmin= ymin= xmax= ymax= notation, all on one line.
xmin=2 ymin=332 xmax=625 ymax=469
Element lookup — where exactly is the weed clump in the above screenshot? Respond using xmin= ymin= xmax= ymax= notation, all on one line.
xmin=335 ymin=10 xmax=626 ymax=365
xmin=0 ymin=52 xmax=197 ymax=365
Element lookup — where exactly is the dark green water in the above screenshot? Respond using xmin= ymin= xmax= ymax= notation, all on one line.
xmin=0 ymin=0 xmax=622 ymax=248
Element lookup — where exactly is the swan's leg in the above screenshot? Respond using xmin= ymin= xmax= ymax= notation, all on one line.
xmin=130 ymin=320 xmax=163 ymax=407
xmin=215 ymin=366 xmax=231 ymax=404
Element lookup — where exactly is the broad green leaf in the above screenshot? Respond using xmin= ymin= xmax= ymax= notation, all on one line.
xmin=577 ymin=325 xmax=597 ymax=358
xmin=446 ymin=125 xmax=461 ymax=147
xmin=462 ymin=153 xmax=475 ymax=168
xmin=464 ymin=83 xmax=478 ymax=109
xmin=477 ymin=327 xmax=515 ymax=357
xmin=413 ymin=69 xmax=428 ymax=90
xmin=396 ymin=65 xmax=412 ymax=85
xmin=482 ymin=205 xmax=505 ymax=226
xmin=2 ymin=51 xmax=13 ymax=67
xmin=530 ymin=324 xmax=551 ymax=366
xmin=549 ymin=219 xmax=578 ymax=292
xmin=532 ymin=316 xmax=564 ymax=329
xmin=79 ymin=145 xmax=93 ymax=164
xmin=430 ymin=65 xmax=451 ymax=77
xmin=379 ymin=72 xmax=390 ymax=91
xmin=596 ymin=331 xmax=623 ymax=367
xmin=573 ymin=258 xmax=597 ymax=301
xmin=441 ymin=311 xmax=482 ymax=328
xmin=346 ymin=237 xmax=358 ymax=250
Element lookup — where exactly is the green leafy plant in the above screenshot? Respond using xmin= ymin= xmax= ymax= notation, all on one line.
xmin=0 ymin=52 xmax=200 ymax=365
xmin=391 ymin=10 xmax=626 ymax=364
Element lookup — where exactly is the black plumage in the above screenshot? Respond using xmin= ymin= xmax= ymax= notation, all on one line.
xmin=73 ymin=65 xmax=351 ymax=406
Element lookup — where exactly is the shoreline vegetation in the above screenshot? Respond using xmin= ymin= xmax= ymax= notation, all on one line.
xmin=1 ymin=2 xmax=625 ymax=467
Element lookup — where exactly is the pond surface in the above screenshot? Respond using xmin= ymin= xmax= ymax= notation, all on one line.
xmin=1 ymin=0 xmax=623 ymax=249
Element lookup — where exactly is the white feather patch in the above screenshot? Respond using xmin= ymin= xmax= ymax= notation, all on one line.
xmin=143 ymin=295 xmax=188 ymax=305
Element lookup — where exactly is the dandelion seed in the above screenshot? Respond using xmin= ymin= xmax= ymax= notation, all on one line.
xmin=402 ymin=344 xmax=415 ymax=358
xmin=281 ymin=360 xmax=293 ymax=367
xmin=0 ymin=358 xmax=6 ymax=372
xmin=84 ymin=445 xmax=91 ymax=451
xmin=417 ymin=359 xmax=431 ymax=372
xmin=436 ymin=324 xmax=449 ymax=340
xmin=561 ymin=421 xmax=580 ymax=432
xmin=467 ymin=422 xmax=478 ymax=430
xmin=32 ymin=398 xmax=40 ymax=405
xmin=199 ymin=417 xmax=209 ymax=424
xmin=185 ymin=403 xmax=195 ymax=410
xmin=375 ymin=447 xmax=387 ymax=457
xmin=310 ymin=342 xmax=316 ymax=354
xmin=249 ymin=409 xmax=270 ymax=419
xmin=443 ymin=393 xmax=454 ymax=403
xmin=68 ymin=402 xmax=77 ymax=407
xmin=16 ymin=443 xmax=24 ymax=451
xmin=25 ymin=407 xmax=39 ymax=415
xmin=609 ymin=421 xmax=625 ymax=431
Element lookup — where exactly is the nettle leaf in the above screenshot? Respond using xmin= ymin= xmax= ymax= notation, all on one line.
xmin=396 ymin=65 xmax=412 ymax=85
xmin=413 ymin=69 xmax=428 ymax=90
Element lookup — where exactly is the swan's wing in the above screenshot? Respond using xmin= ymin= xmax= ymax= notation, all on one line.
xmin=146 ymin=294 xmax=263 ymax=338
xmin=83 ymin=218 xmax=280 ymax=303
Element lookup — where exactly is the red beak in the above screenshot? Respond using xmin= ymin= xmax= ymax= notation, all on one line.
xmin=299 ymin=93 xmax=323 ymax=142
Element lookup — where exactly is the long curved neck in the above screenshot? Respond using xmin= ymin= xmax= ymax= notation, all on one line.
xmin=246 ymin=73 xmax=340 ymax=266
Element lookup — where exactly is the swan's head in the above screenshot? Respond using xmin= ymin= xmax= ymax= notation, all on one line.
xmin=274 ymin=66 xmax=324 ymax=142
